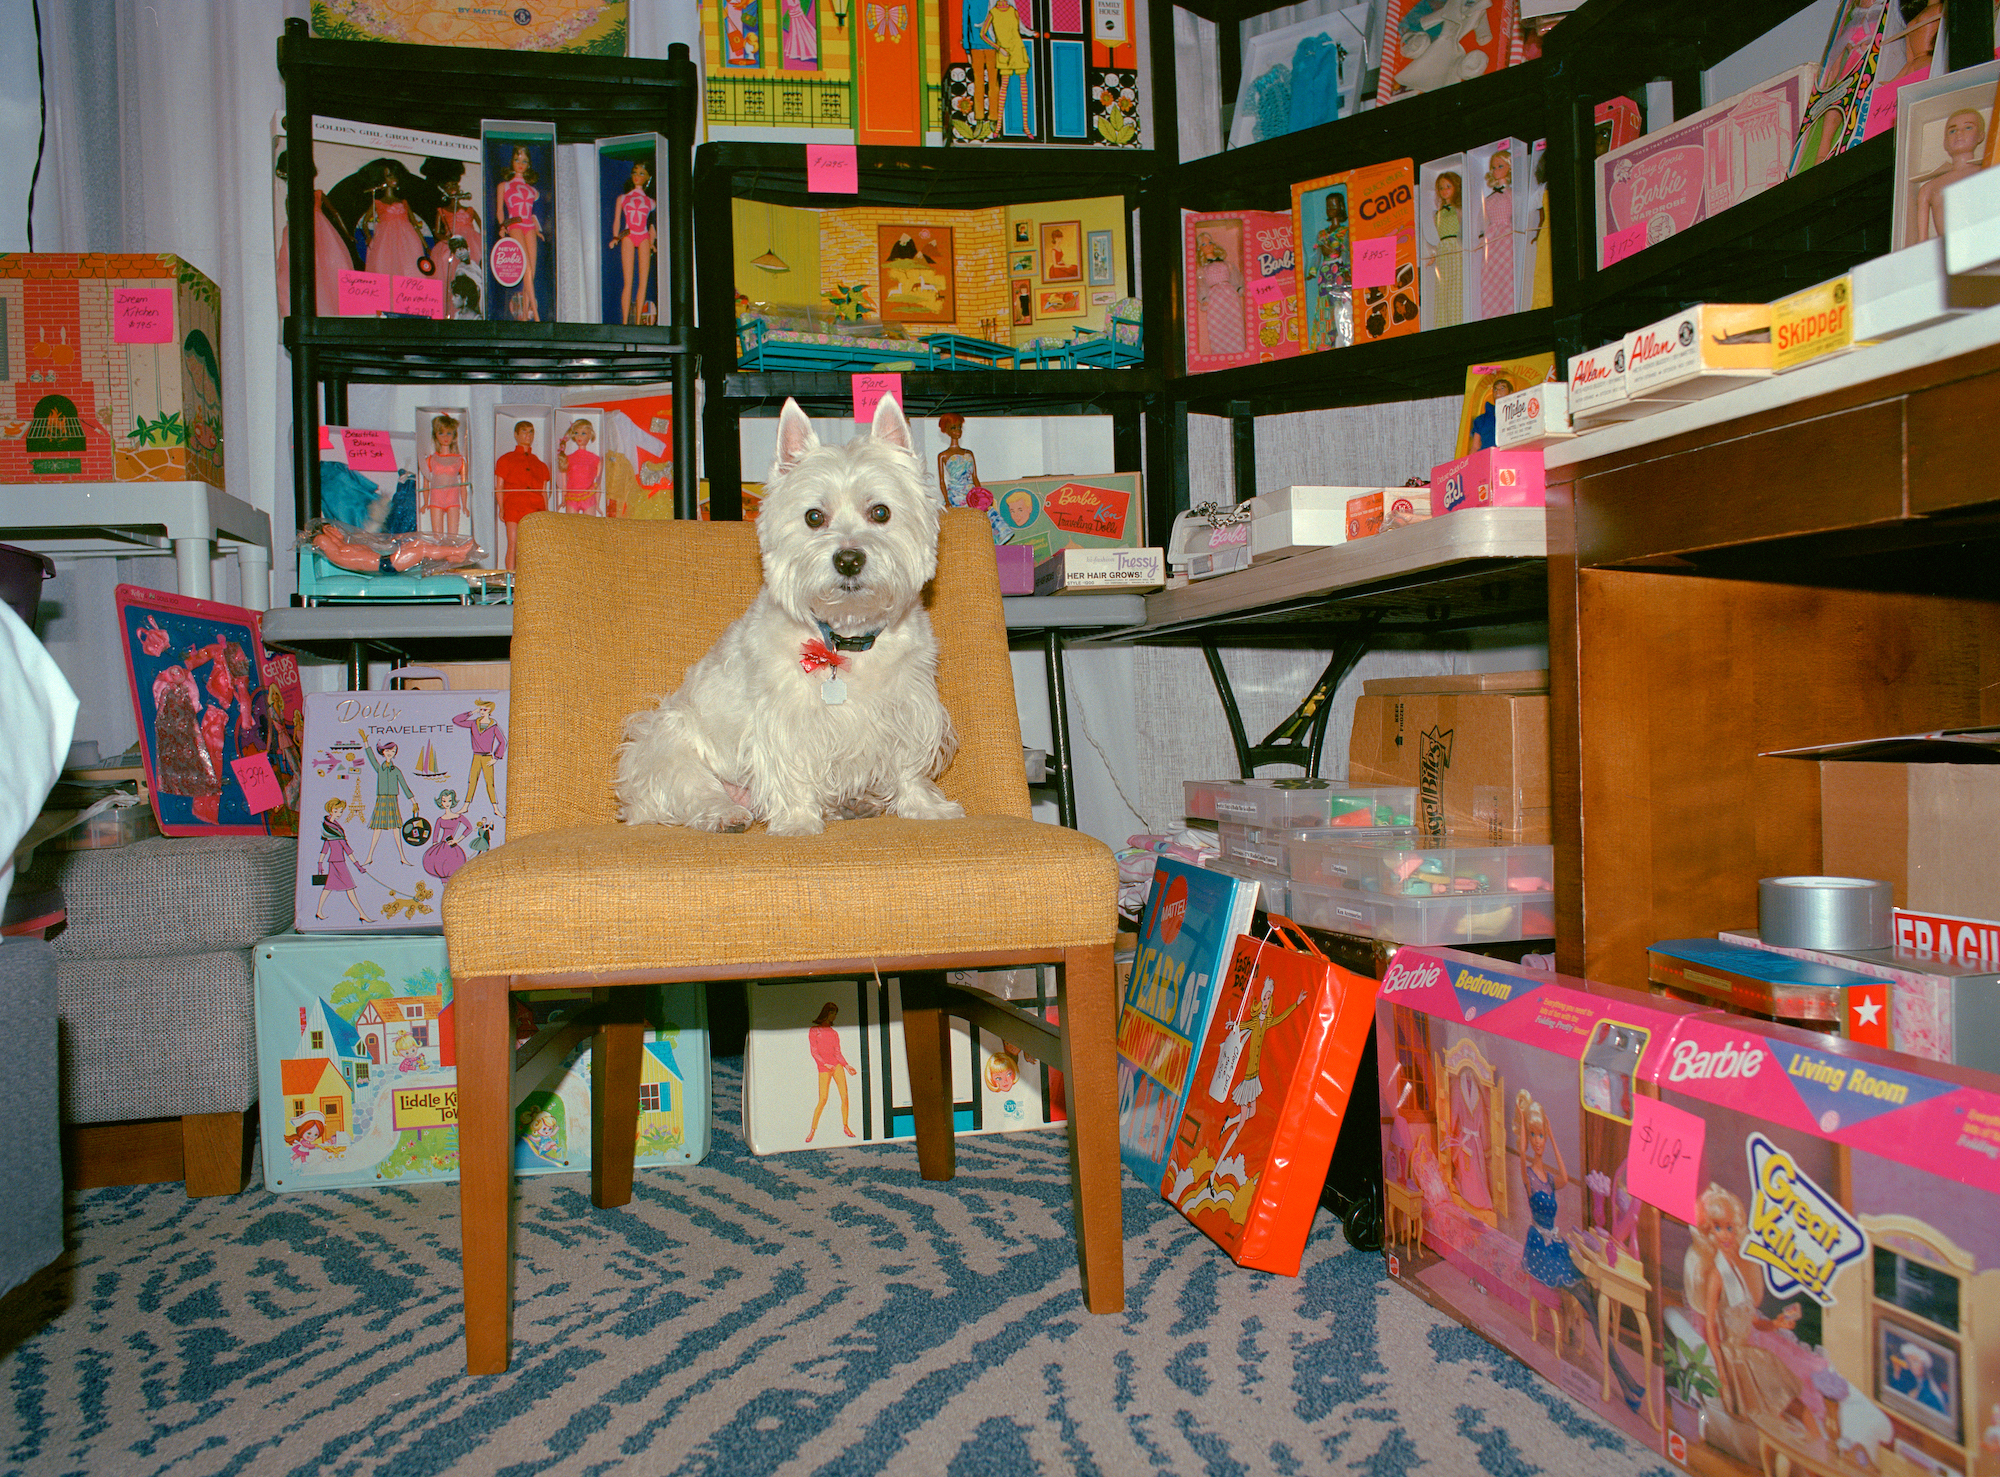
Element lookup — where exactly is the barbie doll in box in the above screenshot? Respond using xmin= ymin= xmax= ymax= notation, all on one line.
xmin=421 ymin=414 xmax=469 ymax=537
xmin=556 ymin=419 xmax=602 ymax=516
xmin=496 ymin=145 xmax=545 ymax=321
xmin=608 ymin=162 xmax=656 ymax=326
xmin=1685 ymin=1182 xmax=1825 ymax=1438
xmin=1478 ymin=148 xmax=1516 ymax=320
xmin=1426 ymin=171 xmax=1465 ymax=329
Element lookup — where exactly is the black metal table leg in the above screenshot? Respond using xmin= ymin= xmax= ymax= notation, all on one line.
xmin=1042 ymin=628 xmax=1078 ymax=830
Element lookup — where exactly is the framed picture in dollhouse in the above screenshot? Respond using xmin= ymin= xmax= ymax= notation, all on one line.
xmin=1010 ymin=251 xmax=1034 ymax=274
xmin=1038 ymin=289 xmax=1082 ymax=316
xmin=116 ymin=586 xmax=284 ymax=838
xmin=1041 ymin=220 xmax=1082 ymax=282
xmin=876 ymin=223 xmax=956 ymax=323
xmin=1013 ymin=220 xmax=1033 ymax=245
xmin=1892 ymin=60 xmax=2000 ymax=249
xmin=1011 ymin=276 xmax=1034 ymax=326
xmin=1087 ymin=228 xmax=1115 ymax=286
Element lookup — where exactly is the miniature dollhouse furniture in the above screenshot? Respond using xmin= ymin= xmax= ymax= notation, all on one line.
xmin=441 ymin=507 xmax=1124 ymax=1375
xmin=1384 ymin=1175 xmax=1425 ymax=1260
xmin=42 ymin=834 xmax=296 ymax=1194
xmin=1066 ymin=298 xmax=1144 ymax=368
xmin=1573 ymin=1237 xmax=1661 ymax=1429
xmin=1435 ymin=1036 xmax=1507 ymax=1227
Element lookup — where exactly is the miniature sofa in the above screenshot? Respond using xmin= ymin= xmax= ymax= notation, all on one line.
xmin=39 ymin=835 xmax=297 ymax=1194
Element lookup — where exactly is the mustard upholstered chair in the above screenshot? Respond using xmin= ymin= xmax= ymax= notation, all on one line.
xmin=442 ymin=508 xmax=1124 ymax=1374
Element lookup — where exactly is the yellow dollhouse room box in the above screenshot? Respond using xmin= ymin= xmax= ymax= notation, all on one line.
xmin=0 ymin=253 xmax=224 ymax=488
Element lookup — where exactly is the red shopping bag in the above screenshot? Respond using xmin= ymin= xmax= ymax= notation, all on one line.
xmin=1161 ymin=916 xmax=1379 ymax=1275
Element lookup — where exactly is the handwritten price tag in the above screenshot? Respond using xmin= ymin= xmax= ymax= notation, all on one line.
xmin=337 ymin=270 xmax=392 ymax=317
xmin=1352 ymin=236 xmax=1397 ymax=289
xmin=392 ymin=274 xmax=444 ymax=319
xmin=1602 ymin=222 xmax=1651 ymax=269
xmin=1626 ymin=1095 xmax=1706 ymax=1223
xmin=852 ymin=372 xmax=902 ymax=423
xmin=230 ymin=754 xmax=284 ymax=815
xmin=807 ymin=143 xmax=859 ymax=194
xmin=112 ymin=287 xmax=175 ymax=344
xmin=339 ymin=428 xmax=398 ymax=472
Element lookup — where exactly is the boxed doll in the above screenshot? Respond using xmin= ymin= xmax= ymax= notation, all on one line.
xmin=483 ymin=120 xmax=557 ymax=324
xmin=1416 ymin=155 xmax=1471 ymax=332
xmin=1463 ymin=138 xmax=1534 ymax=321
xmin=1346 ymin=159 xmax=1420 ymax=346
xmin=0 ymin=253 xmax=224 ymax=487
xmin=1379 ymin=945 xmax=2000 ymax=1473
xmin=1183 ymin=210 xmax=1301 ymax=372
xmin=596 ymin=133 xmax=660 ymax=327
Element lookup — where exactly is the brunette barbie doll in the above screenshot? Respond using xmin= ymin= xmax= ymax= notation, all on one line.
xmin=608 ymin=162 xmax=656 ymax=326
xmin=496 ymin=145 xmax=545 ymax=321
xmin=1427 ymin=170 xmax=1465 ymax=329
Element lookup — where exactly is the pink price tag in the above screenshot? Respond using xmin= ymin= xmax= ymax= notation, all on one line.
xmin=852 ymin=372 xmax=902 ymax=423
xmin=1602 ymin=221 xmax=1651 ymax=268
xmin=318 ymin=426 xmax=333 ymax=451
xmin=392 ymin=274 xmax=444 ymax=318
xmin=113 ymin=287 xmax=175 ymax=344
xmin=340 ymin=428 xmax=398 ymax=472
xmin=230 ymin=753 xmax=284 ymax=815
xmin=1625 ymin=1095 xmax=1706 ymax=1224
xmin=807 ymin=143 xmax=859 ymax=194
xmin=1352 ymin=237 xmax=1397 ymax=289
xmin=338 ymin=270 xmax=392 ymax=316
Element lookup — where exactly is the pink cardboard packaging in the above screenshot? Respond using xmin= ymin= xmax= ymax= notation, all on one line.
xmin=995 ymin=543 xmax=1035 ymax=596
xmin=1429 ymin=449 xmax=1546 ymax=513
xmin=1378 ymin=945 xmax=2000 ymax=1472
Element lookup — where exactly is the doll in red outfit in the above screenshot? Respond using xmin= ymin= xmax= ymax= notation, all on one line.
xmin=493 ymin=420 xmax=551 ymax=569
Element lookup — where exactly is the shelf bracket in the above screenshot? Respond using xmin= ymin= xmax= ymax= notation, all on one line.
xmin=1201 ymin=621 xmax=1379 ymax=779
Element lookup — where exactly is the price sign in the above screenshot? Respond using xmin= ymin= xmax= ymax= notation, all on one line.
xmin=1626 ymin=1094 xmax=1706 ymax=1223
xmin=807 ymin=143 xmax=859 ymax=194
xmin=1352 ymin=236 xmax=1397 ymax=289
xmin=230 ymin=754 xmax=284 ymax=814
xmin=852 ymin=372 xmax=902 ymax=423
xmin=1602 ymin=221 xmax=1651 ymax=268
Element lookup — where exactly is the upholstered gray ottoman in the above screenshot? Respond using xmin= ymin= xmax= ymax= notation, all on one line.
xmin=0 ymin=938 xmax=60 ymax=1295
xmin=43 ymin=835 xmax=296 ymax=1195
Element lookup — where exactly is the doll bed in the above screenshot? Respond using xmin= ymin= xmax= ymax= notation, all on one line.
xmin=735 ymin=316 xmax=928 ymax=372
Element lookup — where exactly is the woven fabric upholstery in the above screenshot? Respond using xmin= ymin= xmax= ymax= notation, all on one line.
xmin=499 ymin=507 xmax=1032 ymax=837
xmin=43 ymin=836 xmax=298 ymax=960
xmin=0 ymin=940 xmax=61 ymax=1296
xmin=56 ymin=950 xmax=256 ymax=1123
xmin=443 ymin=506 xmax=1115 ymax=978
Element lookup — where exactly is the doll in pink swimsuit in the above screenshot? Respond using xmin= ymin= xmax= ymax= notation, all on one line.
xmin=421 ymin=413 xmax=469 ymax=536
xmin=608 ymin=162 xmax=656 ymax=325
xmin=496 ymin=145 xmax=544 ymax=321
xmin=556 ymin=418 xmax=602 ymax=516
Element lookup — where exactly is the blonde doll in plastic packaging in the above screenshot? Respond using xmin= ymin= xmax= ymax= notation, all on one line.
xmin=556 ymin=418 xmax=603 ymax=516
xmin=420 ymin=413 xmax=470 ymax=537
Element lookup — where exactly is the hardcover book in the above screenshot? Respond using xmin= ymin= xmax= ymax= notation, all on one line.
xmin=1118 ymin=858 xmax=1259 ymax=1190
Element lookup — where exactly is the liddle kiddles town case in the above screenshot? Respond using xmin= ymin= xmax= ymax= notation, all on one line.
xmin=255 ymin=932 xmax=709 ymax=1192
xmin=294 ymin=668 xmax=507 ymax=932
xmin=1378 ymin=945 xmax=2000 ymax=1473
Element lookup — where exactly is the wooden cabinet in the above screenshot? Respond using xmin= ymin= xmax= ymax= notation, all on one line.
xmin=1546 ymin=331 xmax=2000 ymax=989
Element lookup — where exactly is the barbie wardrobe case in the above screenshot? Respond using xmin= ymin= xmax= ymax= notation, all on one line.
xmin=294 ymin=668 xmax=508 ymax=933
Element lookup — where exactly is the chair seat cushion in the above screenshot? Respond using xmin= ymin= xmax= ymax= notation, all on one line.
xmin=443 ymin=815 xmax=1118 ymax=978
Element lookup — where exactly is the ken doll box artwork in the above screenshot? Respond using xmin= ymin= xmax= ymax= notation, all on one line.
xmin=1377 ymin=944 xmax=2000 ymax=1474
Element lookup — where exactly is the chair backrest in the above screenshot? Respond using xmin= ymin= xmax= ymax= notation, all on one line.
xmin=506 ymin=506 xmax=1031 ymax=835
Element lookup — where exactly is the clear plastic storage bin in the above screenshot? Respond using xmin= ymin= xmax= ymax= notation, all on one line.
xmin=1204 ymin=855 xmax=1289 ymax=919
xmin=1218 ymin=821 xmax=1418 ymax=874
xmin=1287 ymin=880 xmax=1556 ymax=944
xmin=1288 ymin=840 xmax=1554 ymax=896
xmin=1207 ymin=779 xmax=1419 ymax=830
xmin=1183 ymin=778 xmax=1230 ymax=824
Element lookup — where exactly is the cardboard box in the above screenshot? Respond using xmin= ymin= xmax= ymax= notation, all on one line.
xmin=1376 ymin=945 xmax=2000 ymax=1473
xmin=1771 ymin=275 xmax=1872 ymax=372
xmin=1623 ymin=303 xmax=1773 ymax=399
xmin=994 ymin=543 xmax=1035 ymax=596
xmin=1346 ymin=158 xmax=1419 ymax=347
xmin=1032 ymin=546 xmax=1164 ymax=594
xmin=1361 ymin=670 xmax=1547 ymax=696
xmin=0 ymin=253 xmax=225 ymax=487
xmin=1344 ymin=486 xmax=1431 ymax=540
xmin=1349 ymin=690 xmax=1550 ymax=843
xmin=1851 ymin=238 xmax=2000 ymax=342
xmin=1494 ymin=382 xmax=1576 ymax=448
xmin=1250 ymin=486 xmax=1371 ymax=560
xmin=1771 ymin=728 xmax=2000 ymax=922
xmin=980 ymin=471 xmax=1144 ymax=563
xmin=1430 ymin=448 xmax=1546 ymax=513
xmin=1566 ymin=339 xmax=1668 ymax=424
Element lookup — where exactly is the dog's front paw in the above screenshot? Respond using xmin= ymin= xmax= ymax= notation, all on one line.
xmin=766 ymin=810 xmax=826 ymax=838
xmin=891 ymin=787 xmax=965 ymax=822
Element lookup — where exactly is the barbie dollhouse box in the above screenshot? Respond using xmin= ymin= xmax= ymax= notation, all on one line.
xmin=255 ymin=932 xmax=708 ymax=1193
xmin=0 ymin=252 xmax=224 ymax=487
xmin=294 ymin=671 xmax=507 ymax=933
xmin=1379 ymin=945 xmax=2000 ymax=1475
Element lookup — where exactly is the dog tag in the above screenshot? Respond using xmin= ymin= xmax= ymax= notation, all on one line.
xmin=821 ymin=674 xmax=847 ymax=705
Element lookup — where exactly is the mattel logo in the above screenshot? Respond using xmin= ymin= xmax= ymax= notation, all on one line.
xmin=1667 ymin=1036 xmax=1764 ymax=1084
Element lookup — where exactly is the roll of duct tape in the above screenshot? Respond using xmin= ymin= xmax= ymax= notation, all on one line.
xmin=1758 ymin=876 xmax=1893 ymax=951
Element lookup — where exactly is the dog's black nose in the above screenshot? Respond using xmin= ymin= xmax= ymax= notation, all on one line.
xmin=832 ymin=548 xmax=866 ymax=578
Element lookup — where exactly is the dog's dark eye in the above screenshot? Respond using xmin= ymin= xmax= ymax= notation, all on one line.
xmin=804 ymin=508 xmax=827 ymax=528
xmin=868 ymin=504 xmax=892 ymax=524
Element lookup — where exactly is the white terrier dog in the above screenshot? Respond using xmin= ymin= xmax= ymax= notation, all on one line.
xmin=612 ymin=394 xmax=965 ymax=837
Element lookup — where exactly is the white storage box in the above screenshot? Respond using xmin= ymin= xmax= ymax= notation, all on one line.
xmin=1851 ymin=240 xmax=2000 ymax=341
xmin=1494 ymin=382 xmax=1576 ymax=448
xmin=1249 ymin=486 xmax=1375 ymax=562
xmin=1566 ymin=339 xmax=1668 ymax=424
xmin=1623 ymin=303 xmax=1773 ymax=400
xmin=1033 ymin=546 xmax=1165 ymax=594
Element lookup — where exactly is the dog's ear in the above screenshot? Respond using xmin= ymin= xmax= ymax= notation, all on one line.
xmin=771 ymin=398 xmax=820 ymax=480
xmin=868 ymin=392 xmax=915 ymax=457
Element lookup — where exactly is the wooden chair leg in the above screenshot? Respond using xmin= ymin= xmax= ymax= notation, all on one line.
xmin=591 ymin=989 xmax=646 ymax=1210
xmin=900 ymin=971 xmax=956 ymax=1182
xmin=1059 ymin=942 xmax=1125 ymax=1314
xmin=457 ymin=973 xmax=516 ymax=1375
xmin=181 ymin=1110 xmax=254 ymax=1197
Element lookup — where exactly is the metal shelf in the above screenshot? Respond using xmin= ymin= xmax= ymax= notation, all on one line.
xmin=696 ymin=141 xmax=1160 ymax=211
xmin=283 ymin=318 xmax=695 ymax=385
xmin=718 ymin=368 xmax=1161 ymax=417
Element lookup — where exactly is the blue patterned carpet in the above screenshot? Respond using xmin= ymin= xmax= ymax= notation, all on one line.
xmin=0 ymin=1060 xmax=1674 ymax=1476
